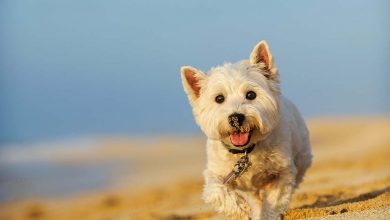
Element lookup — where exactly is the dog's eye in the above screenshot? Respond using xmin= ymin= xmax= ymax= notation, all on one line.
xmin=215 ymin=95 xmax=225 ymax=104
xmin=246 ymin=91 xmax=256 ymax=100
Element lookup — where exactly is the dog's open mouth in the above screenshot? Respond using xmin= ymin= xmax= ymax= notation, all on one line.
xmin=229 ymin=131 xmax=252 ymax=147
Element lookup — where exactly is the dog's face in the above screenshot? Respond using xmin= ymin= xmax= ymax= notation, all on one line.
xmin=181 ymin=41 xmax=281 ymax=151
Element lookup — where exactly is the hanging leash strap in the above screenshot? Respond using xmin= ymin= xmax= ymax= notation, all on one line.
xmin=223 ymin=149 xmax=252 ymax=185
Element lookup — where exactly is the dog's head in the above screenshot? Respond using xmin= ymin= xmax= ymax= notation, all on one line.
xmin=181 ymin=41 xmax=281 ymax=151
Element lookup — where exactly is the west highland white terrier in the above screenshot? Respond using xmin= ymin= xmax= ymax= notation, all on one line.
xmin=180 ymin=40 xmax=312 ymax=220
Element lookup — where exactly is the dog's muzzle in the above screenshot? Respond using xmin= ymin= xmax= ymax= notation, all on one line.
xmin=225 ymin=113 xmax=253 ymax=147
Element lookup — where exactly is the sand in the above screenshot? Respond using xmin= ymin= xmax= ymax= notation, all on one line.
xmin=0 ymin=117 xmax=389 ymax=219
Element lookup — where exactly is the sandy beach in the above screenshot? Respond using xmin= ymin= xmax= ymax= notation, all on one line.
xmin=0 ymin=117 xmax=389 ymax=220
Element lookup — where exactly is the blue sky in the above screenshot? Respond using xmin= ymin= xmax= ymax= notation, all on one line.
xmin=0 ymin=0 xmax=389 ymax=143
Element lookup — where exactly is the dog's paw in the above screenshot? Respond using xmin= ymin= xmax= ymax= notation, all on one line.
xmin=227 ymin=209 xmax=251 ymax=220
xmin=260 ymin=209 xmax=284 ymax=220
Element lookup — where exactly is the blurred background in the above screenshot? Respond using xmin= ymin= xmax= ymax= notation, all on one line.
xmin=0 ymin=1 xmax=389 ymax=219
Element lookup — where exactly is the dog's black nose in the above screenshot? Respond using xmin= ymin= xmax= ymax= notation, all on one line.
xmin=228 ymin=113 xmax=245 ymax=127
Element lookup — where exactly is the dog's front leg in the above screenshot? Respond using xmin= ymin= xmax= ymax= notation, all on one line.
xmin=202 ymin=170 xmax=250 ymax=220
xmin=259 ymin=170 xmax=296 ymax=220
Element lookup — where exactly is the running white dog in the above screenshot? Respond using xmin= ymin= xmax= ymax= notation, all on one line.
xmin=180 ymin=40 xmax=312 ymax=220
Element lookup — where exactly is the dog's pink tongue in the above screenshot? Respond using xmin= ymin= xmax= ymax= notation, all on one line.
xmin=230 ymin=132 xmax=249 ymax=146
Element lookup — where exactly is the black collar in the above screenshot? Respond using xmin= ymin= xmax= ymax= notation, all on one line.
xmin=223 ymin=143 xmax=256 ymax=154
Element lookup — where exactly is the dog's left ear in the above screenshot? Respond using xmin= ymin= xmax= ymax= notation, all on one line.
xmin=250 ymin=40 xmax=278 ymax=80
xmin=181 ymin=66 xmax=207 ymax=104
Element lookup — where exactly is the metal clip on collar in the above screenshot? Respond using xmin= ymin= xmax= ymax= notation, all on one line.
xmin=223 ymin=149 xmax=252 ymax=185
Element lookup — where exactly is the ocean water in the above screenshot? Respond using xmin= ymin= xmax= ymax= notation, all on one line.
xmin=0 ymin=138 xmax=131 ymax=201
xmin=0 ymin=158 xmax=120 ymax=201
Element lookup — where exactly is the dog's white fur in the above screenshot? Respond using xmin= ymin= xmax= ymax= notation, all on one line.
xmin=181 ymin=40 xmax=312 ymax=220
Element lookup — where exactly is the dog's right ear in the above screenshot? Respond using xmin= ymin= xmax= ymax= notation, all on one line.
xmin=181 ymin=66 xmax=207 ymax=103
xmin=250 ymin=40 xmax=279 ymax=81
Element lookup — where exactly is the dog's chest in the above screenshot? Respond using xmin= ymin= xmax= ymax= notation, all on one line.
xmin=207 ymin=142 xmax=287 ymax=190
xmin=231 ymin=155 xmax=284 ymax=190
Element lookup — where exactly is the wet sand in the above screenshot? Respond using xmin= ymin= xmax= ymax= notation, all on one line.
xmin=0 ymin=118 xmax=389 ymax=219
